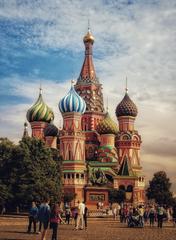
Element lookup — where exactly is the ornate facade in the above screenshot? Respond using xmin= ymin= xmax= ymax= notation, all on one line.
xmin=26 ymin=28 xmax=145 ymax=208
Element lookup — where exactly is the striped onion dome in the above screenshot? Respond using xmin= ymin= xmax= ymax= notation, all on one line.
xmin=96 ymin=112 xmax=118 ymax=135
xmin=59 ymin=85 xmax=86 ymax=114
xmin=26 ymin=89 xmax=54 ymax=123
xmin=44 ymin=123 xmax=58 ymax=137
xmin=116 ymin=93 xmax=138 ymax=118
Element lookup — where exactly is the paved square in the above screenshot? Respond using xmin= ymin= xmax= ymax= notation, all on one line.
xmin=0 ymin=216 xmax=175 ymax=240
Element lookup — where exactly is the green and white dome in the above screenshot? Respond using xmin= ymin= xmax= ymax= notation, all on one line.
xmin=26 ymin=89 xmax=54 ymax=123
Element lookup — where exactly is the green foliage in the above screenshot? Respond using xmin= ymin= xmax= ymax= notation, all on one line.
xmin=109 ymin=189 xmax=126 ymax=204
xmin=0 ymin=137 xmax=62 ymax=210
xmin=0 ymin=138 xmax=15 ymax=205
xmin=146 ymin=171 xmax=173 ymax=205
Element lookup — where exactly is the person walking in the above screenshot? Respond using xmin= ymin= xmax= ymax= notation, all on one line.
xmin=65 ymin=206 xmax=71 ymax=224
xmin=138 ymin=205 xmax=144 ymax=227
xmin=157 ymin=205 xmax=165 ymax=228
xmin=112 ymin=207 xmax=117 ymax=220
xmin=27 ymin=201 xmax=38 ymax=234
xmin=172 ymin=204 xmax=176 ymax=227
xmin=38 ymin=198 xmax=51 ymax=240
xmin=71 ymin=206 xmax=78 ymax=227
xmin=75 ymin=201 xmax=85 ymax=230
xmin=50 ymin=203 xmax=61 ymax=240
xmin=148 ymin=206 xmax=155 ymax=227
xmin=84 ymin=204 xmax=88 ymax=230
xmin=119 ymin=207 xmax=125 ymax=223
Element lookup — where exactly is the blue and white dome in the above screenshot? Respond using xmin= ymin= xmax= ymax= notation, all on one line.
xmin=59 ymin=85 xmax=86 ymax=114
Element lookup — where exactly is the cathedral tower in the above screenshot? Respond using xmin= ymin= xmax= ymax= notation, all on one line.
xmin=59 ymin=83 xmax=87 ymax=202
xmin=22 ymin=122 xmax=29 ymax=138
xmin=114 ymin=87 xmax=145 ymax=204
xmin=44 ymin=123 xmax=58 ymax=149
xmin=75 ymin=28 xmax=105 ymax=160
xmin=75 ymin=28 xmax=105 ymax=130
xmin=26 ymin=88 xmax=54 ymax=139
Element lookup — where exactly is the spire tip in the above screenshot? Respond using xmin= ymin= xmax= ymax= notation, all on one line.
xmin=71 ymin=79 xmax=75 ymax=86
xmin=39 ymin=80 xmax=42 ymax=94
xmin=125 ymin=76 xmax=128 ymax=93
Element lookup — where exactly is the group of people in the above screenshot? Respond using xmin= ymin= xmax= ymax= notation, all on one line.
xmin=26 ymin=200 xmax=176 ymax=239
xmin=60 ymin=201 xmax=88 ymax=229
xmin=27 ymin=199 xmax=88 ymax=240
xmin=116 ymin=203 xmax=176 ymax=228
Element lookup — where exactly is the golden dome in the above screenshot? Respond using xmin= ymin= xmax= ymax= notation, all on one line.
xmin=83 ymin=29 xmax=94 ymax=44
xmin=96 ymin=112 xmax=118 ymax=135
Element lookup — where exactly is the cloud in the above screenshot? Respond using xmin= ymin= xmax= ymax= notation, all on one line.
xmin=0 ymin=0 xmax=176 ymax=189
xmin=143 ymin=137 xmax=176 ymax=157
xmin=0 ymin=75 xmax=72 ymax=141
xmin=142 ymin=154 xmax=176 ymax=190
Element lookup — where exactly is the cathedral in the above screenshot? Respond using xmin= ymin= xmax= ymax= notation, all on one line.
xmin=25 ymin=28 xmax=145 ymax=208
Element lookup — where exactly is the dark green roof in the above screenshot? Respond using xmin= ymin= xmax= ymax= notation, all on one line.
xmin=118 ymin=157 xmax=134 ymax=176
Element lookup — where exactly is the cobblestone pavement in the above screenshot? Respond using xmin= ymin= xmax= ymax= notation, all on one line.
xmin=0 ymin=216 xmax=175 ymax=240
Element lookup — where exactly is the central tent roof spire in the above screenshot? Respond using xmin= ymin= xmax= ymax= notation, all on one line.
xmin=75 ymin=25 xmax=104 ymax=117
xmin=76 ymin=24 xmax=98 ymax=85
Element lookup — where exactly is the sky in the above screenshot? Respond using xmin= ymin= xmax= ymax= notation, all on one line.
xmin=0 ymin=0 xmax=176 ymax=190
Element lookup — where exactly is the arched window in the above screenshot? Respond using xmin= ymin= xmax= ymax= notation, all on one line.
xmin=119 ymin=185 xmax=126 ymax=191
xmin=76 ymin=174 xmax=79 ymax=179
xmin=126 ymin=185 xmax=133 ymax=192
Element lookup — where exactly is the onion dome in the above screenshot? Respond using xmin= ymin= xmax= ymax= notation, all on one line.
xmin=59 ymin=84 xmax=86 ymax=114
xmin=96 ymin=112 xmax=118 ymax=135
xmin=44 ymin=123 xmax=58 ymax=137
xmin=26 ymin=89 xmax=54 ymax=123
xmin=116 ymin=93 xmax=138 ymax=117
xmin=83 ymin=28 xmax=94 ymax=44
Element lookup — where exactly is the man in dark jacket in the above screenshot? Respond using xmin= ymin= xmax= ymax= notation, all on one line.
xmin=38 ymin=198 xmax=50 ymax=240
xmin=27 ymin=201 xmax=38 ymax=233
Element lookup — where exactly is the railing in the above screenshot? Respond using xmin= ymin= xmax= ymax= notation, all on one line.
xmin=88 ymin=209 xmax=112 ymax=217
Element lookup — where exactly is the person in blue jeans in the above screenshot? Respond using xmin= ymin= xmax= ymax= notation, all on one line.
xmin=38 ymin=198 xmax=50 ymax=240
xmin=27 ymin=201 xmax=38 ymax=234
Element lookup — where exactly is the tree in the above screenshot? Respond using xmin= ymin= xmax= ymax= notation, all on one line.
xmin=0 ymin=138 xmax=15 ymax=208
xmin=0 ymin=137 xmax=63 ymax=211
xmin=146 ymin=171 xmax=173 ymax=205
xmin=13 ymin=137 xmax=62 ymax=207
xmin=109 ymin=189 xmax=126 ymax=204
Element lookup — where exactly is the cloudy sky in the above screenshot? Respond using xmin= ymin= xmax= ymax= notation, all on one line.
xmin=0 ymin=0 xmax=175 ymax=190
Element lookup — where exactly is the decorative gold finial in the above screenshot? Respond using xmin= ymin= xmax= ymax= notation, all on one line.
xmin=106 ymin=97 xmax=109 ymax=112
xmin=24 ymin=121 xmax=28 ymax=128
xmin=71 ymin=79 xmax=75 ymax=86
xmin=125 ymin=76 xmax=128 ymax=93
xmin=88 ymin=19 xmax=90 ymax=31
xmin=23 ymin=121 xmax=29 ymax=138
xmin=39 ymin=80 xmax=42 ymax=94
xmin=83 ymin=20 xmax=94 ymax=44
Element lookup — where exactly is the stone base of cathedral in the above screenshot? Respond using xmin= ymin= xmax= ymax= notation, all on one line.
xmin=84 ymin=186 xmax=109 ymax=209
